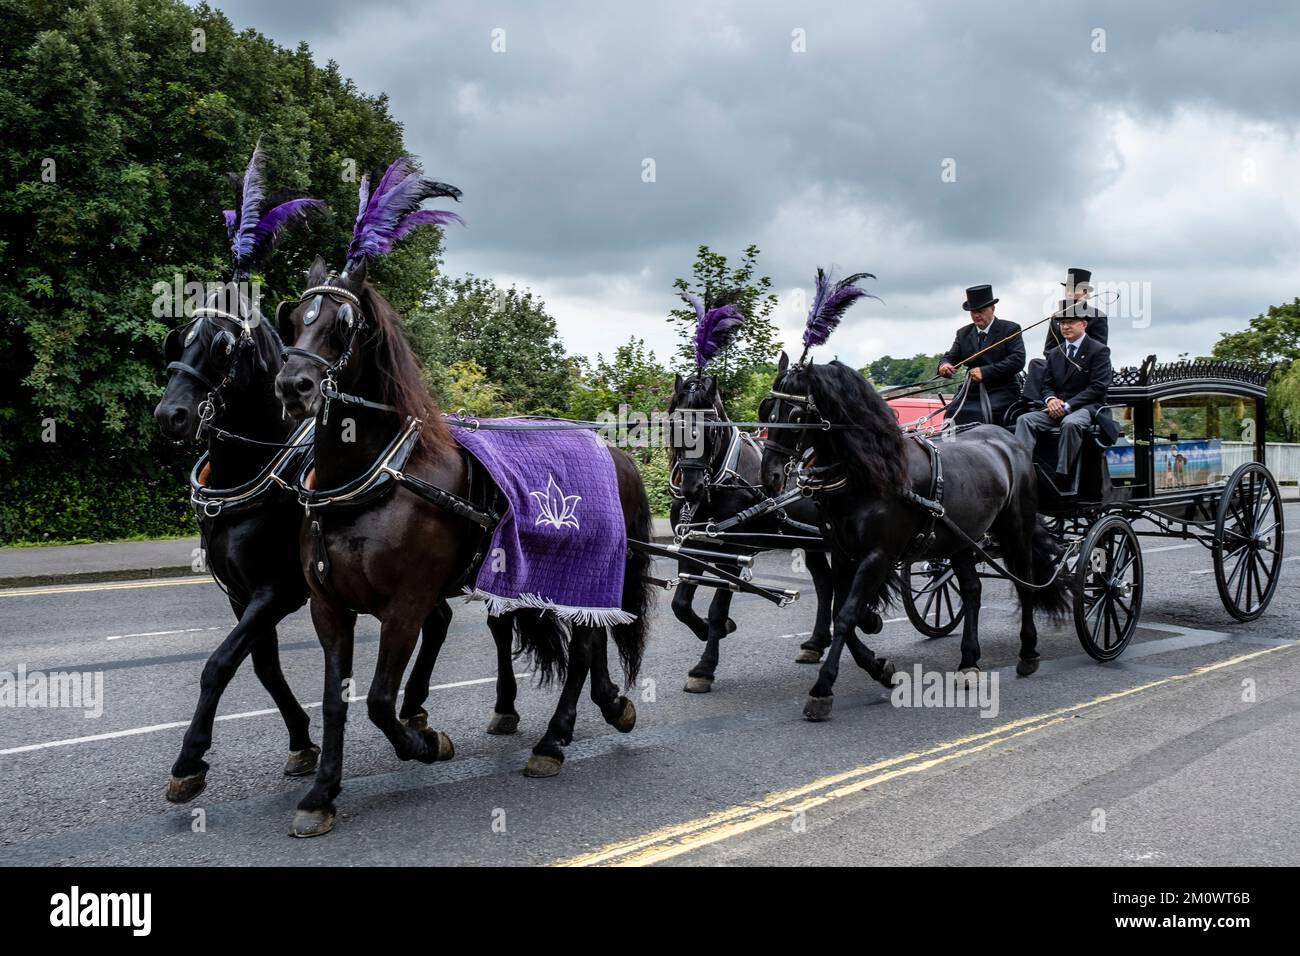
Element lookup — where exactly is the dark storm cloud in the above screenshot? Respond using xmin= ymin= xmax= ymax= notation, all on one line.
xmin=203 ymin=0 xmax=1300 ymax=365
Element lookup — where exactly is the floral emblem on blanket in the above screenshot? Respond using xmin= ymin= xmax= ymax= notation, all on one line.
xmin=530 ymin=475 xmax=581 ymax=530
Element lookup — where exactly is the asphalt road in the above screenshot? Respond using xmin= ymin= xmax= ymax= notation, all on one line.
xmin=1 ymin=505 xmax=1298 ymax=866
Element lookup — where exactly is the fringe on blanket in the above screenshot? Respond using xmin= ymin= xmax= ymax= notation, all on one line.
xmin=462 ymin=588 xmax=637 ymax=627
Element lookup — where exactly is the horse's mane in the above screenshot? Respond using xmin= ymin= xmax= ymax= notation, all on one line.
xmin=359 ymin=282 xmax=451 ymax=449
xmin=801 ymin=360 xmax=909 ymax=497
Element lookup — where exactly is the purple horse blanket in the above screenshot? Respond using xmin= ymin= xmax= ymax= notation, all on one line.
xmin=450 ymin=420 xmax=632 ymax=626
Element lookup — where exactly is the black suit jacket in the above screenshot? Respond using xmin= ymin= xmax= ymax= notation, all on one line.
xmin=1041 ymin=335 xmax=1112 ymax=413
xmin=1043 ymin=306 xmax=1108 ymax=355
xmin=941 ymin=317 xmax=1026 ymax=399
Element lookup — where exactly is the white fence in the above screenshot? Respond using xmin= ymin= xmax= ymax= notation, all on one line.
xmin=1221 ymin=442 xmax=1300 ymax=482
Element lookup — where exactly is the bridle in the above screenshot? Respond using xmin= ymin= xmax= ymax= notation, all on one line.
xmin=164 ymin=305 xmax=258 ymax=439
xmin=278 ymin=282 xmax=399 ymax=424
xmin=759 ymin=377 xmax=849 ymax=495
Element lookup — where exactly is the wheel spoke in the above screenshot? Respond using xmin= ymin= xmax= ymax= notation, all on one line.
xmin=920 ymin=583 xmax=940 ymax=620
xmin=1233 ymin=545 xmax=1250 ymax=607
xmin=1253 ymin=486 xmax=1272 ymax=527
xmin=1248 ymin=553 xmax=1265 ymax=612
xmin=1115 ymin=551 xmax=1138 ymax=582
xmin=1225 ymin=545 xmax=1249 ymax=591
xmin=1227 ymin=496 xmax=1247 ymax=534
xmin=1107 ymin=602 xmax=1124 ymax=647
xmin=1087 ymin=590 xmax=1107 ymax=630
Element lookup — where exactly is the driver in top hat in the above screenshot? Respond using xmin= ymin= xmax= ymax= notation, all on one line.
xmin=1043 ymin=267 xmax=1108 ymax=353
xmin=1024 ymin=266 xmax=1111 ymax=405
xmin=937 ymin=284 xmax=1026 ymax=427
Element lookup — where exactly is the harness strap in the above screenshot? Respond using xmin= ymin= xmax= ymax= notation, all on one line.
xmin=166 ymin=361 xmax=220 ymax=393
xmin=321 ymin=382 xmax=400 ymax=415
xmin=389 ymin=470 xmax=499 ymax=529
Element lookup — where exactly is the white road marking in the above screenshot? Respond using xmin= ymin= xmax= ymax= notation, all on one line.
xmin=1142 ymin=543 xmax=1197 ymax=554
xmin=0 ymin=673 xmax=531 ymax=756
xmin=105 ymin=626 xmax=223 ymax=642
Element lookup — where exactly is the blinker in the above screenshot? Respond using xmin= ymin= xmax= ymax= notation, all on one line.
xmin=303 ymin=294 xmax=323 ymax=326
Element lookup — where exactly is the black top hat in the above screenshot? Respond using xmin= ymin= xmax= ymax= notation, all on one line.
xmin=962 ymin=284 xmax=998 ymax=311
xmin=1062 ymin=267 xmax=1092 ymax=290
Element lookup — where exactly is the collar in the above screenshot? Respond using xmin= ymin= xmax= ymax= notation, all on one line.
xmin=1064 ymin=333 xmax=1088 ymax=351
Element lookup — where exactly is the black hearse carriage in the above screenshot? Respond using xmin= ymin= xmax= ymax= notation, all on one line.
xmin=902 ymin=356 xmax=1285 ymax=661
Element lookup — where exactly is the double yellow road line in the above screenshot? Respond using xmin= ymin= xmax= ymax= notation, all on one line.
xmin=0 ymin=575 xmax=212 ymax=598
xmin=556 ymin=644 xmax=1294 ymax=867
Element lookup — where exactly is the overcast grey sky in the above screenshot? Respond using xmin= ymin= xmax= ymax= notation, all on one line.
xmin=206 ymin=0 xmax=1300 ymax=369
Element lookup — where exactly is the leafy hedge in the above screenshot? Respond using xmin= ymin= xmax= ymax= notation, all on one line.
xmin=0 ymin=451 xmax=193 ymax=544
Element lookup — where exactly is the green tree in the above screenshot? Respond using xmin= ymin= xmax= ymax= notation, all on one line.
xmin=567 ymin=338 xmax=673 ymax=424
xmin=1211 ymin=299 xmax=1300 ymax=365
xmin=436 ymin=360 xmax=517 ymax=418
xmin=1211 ymin=298 xmax=1300 ymax=441
xmin=411 ymin=274 xmax=570 ymax=415
xmin=668 ymin=244 xmax=779 ymax=397
xmin=0 ymin=0 xmax=441 ymax=541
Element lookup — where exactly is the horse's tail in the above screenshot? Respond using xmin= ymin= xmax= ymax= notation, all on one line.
xmin=872 ymin=565 xmax=904 ymax=611
xmin=1028 ymin=518 xmax=1072 ymax=621
xmin=512 ymin=610 xmax=570 ymax=686
xmin=611 ymin=464 xmax=654 ymax=688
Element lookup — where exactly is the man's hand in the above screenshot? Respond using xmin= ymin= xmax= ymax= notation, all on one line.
xmin=968 ymin=366 xmax=983 ymax=383
xmin=1046 ymin=397 xmax=1066 ymax=419
xmin=938 ymin=362 xmax=956 ymax=379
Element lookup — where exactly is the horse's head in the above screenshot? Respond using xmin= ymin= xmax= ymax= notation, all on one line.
xmin=668 ymin=371 xmax=724 ymax=505
xmin=758 ymin=351 xmax=816 ymax=496
xmin=274 ymin=256 xmax=370 ymax=420
xmin=154 ymin=286 xmax=268 ymax=441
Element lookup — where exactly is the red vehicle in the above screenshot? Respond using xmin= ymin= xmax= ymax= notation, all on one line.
xmin=886 ymin=395 xmax=945 ymax=428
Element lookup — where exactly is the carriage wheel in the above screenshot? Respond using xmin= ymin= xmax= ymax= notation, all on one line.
xmin=1214 ymin=462 xmax=1285 ymax=622
xmin=902 ymin=559 xmax=966 ymax=638
xmin=1073 ymin=515 xmax=1143 ymax=662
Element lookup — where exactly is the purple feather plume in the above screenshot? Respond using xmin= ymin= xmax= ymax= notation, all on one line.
xmin=223 ymin=141 xmax=324 ymax=278
xmin=346 ymin=156 xmax=463 ymax=267
xmin=801 ymin=268 xmax=879 ymax=349
xmin=682 ymin=292 xmax=745 ymax=369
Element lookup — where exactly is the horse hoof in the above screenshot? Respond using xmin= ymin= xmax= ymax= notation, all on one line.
xmin=283 ymin=745 xmax=320 ymax=777
xmin=165 ymin=771 xmax=207 ymax=804
xmin=1016 ymin=656 xmax=1040 ymax=677
xmin=725 ymin=617 xmax=737 ymax=634
xmin=795 ymin=647 xmax=823 ymax=664
xmin=613 ymin=697 xmax=637 ymax=733
xmin=683 ymin=675 xmax=713 ymax=694
xmin=803 ymin=695 xmax=833 ymax=722
xmin=400 ymin=710 xmax=429 ymax=731
xmin=957 ymin=666 xmax=981 ymax=689
xmin=420 ymin=729 xmax=455 ymax=762
xmin=290 ymin=808 xmax=336 ymax=838
xmin=524 ymin=754 xmax=563 ymax=778
xmin=876 ymin=659 xmax=897 ymax=688
xmin=486 ymin=712 xmax=520 ymax=735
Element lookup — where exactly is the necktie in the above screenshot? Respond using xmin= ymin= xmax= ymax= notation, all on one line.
xmin=1067 ymin=344 xmax=1077 ymax=361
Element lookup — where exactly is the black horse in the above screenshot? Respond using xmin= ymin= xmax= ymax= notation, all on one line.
xmin=666 ymin=372 xmax=836 ymax=691
xmin=155 ymin=284 xmax=537 ymax=803
xmin=154 ymin=288 xmax=319 ymax=801
xmin=759 ymin=354 xmax=1069 ymax=721
xmin=275 ymin=256 xmax=652 ymax=836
